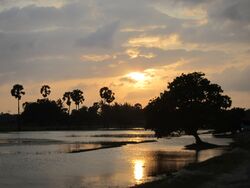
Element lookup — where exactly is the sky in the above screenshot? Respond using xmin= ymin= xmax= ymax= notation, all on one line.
xmin=0 ymin=0 xmax=250 ymax=113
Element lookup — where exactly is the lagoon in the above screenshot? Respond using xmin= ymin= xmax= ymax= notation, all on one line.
xmin=0 ymin=130 xmax=232 ymax=188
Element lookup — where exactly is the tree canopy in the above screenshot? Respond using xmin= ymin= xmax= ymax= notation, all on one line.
xmin=11 ymin=84 xmax=25 ymax=115
xmin=62 ymin=91 xmax=72 ymax=114
xmin=21 ymin=99 xmax=67 ymax=127
xmin=145 ymin=72 xmax=232 ymax=144
xmin=99 ymin=87 xmax=115 ymax=104
xmin=40 ymin=85 xmax=51 ymax=98
xmin=71 ymin=89 xmax=84 ymax=110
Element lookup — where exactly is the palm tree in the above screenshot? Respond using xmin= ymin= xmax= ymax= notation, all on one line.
xmin=99 ymin=87 xmax=115 ymax=104
xmin=40 ymin=85 xmax=51 ymax=99
xmin=62 ymin=91 xmax=72 ymax=114
xmin=134 ymin=103 xmax=142 ymax=110
xmin=71 ymin=89 xmax=84 ymax=110
xmin=11 ymin=84 xmax=25 ymax=115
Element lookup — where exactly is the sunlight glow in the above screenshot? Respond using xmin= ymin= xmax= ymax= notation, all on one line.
xmin=133 ymin=160 xmax=145 ymax=183
xmin=126 ymin=34 xmax=181 ymax=49
xmin=127 ymin=72 xmax=145 ymax=82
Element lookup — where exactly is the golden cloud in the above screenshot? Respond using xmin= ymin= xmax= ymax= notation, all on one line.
xmin=125 ymin=34 xmax=199 ymax=50
xmin=80 ymin=54 xmax=112 ymax=62
xmin=126 ymin=48 xmax=155 ymax=59
xmin=121 ymin=25 xmax=167 ymax=32
xmin=126 ymin=34 xmax=182 ymax=49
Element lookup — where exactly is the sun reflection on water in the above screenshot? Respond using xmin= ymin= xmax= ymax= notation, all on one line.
xmin=133 ymin=160 xmax=145 ymax=183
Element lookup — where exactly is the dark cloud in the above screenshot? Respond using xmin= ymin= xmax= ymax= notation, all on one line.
xmin=208 ymin=0 xmax=250 ymax=23
xmin=0 ymin=2 xmax=95 ymax=31
xmin=76 ymin=21 xmax=120 ymax=49
xmin=212 ymin=65 xmax=250 ymax=92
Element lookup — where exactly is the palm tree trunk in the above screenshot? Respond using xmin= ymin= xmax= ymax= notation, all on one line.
xmin=18 ymin=99 xmax=20 ymax=115
xmin=68 ymin=105 xmax=71 ymax=114
xmin=17 ymin=99 xmax=21 ymax=131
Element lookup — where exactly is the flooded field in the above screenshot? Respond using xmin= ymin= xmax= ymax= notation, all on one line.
xmin=0 ymin=130 xmax=232 ymax=188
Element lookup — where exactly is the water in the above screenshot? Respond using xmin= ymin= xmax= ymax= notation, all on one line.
xmin=0 ymin=130 xmax=232 ymax=188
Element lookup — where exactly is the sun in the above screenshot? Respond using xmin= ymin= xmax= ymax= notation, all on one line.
xmin=127 ymin=72 xmax=145 ymax=82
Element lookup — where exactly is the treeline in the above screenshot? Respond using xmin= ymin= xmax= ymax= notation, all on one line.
xmin=1 ymin=72 xmax=250 ymax=134
xmin=1 ymin=85 xmax=144 ymax=131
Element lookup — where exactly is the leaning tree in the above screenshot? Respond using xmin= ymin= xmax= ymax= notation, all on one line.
xmin=145 ymin=72 xmax=232 ymax=144
xmin=40 ymin=85 xmax=51 ymax=99
xmin=11 ymin=84 xmax=25 ymax=115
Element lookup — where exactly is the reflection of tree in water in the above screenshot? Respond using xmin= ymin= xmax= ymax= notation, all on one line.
xmin=144 ymin=149 xmax=225 ymax=177
xmin=145 ymin=151 xmax=197 ymax=177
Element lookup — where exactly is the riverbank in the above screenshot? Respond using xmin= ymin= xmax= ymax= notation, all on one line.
xmin=133 ymin=132 xmax=250 ymax=188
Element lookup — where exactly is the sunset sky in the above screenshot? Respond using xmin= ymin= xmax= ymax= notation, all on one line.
xmin=0 ymin=0 xmax=249 ymax=113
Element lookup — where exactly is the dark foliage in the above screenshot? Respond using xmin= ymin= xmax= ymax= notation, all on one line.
xmin=70 ymin=105 xmax=101 ymax=127
xmin=11 ymin=84 xmax=25 ymax=115
xmin=99 ymin=87 xmax=115 ymax=104
xmin=71 ymin=89 xmax=84 ymax=110
xmin=40 ymin=85 xmax=51 ymax=98
xmin=100 ymin=102 xmax=144 ymax=128
xmin=62 ymin=91 xmax=72 ymax=114
xmin=21 ymin=99 xmax=67 ymax=127
xmin=145 ymin=72 xmax=232 ymax=144
xmin=0 ymin=113 xmax=18 ymax=131
xmin=214 ymin=108 xmax=246 ymax=134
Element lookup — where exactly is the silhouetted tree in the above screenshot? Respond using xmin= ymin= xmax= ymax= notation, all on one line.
xmin=145 ymin=72 xmax=232 ymax=144
xmin=88 ymin=102 xmax=101 ymax=125
xmin=21 ymin=99 xmax=67 ymax=127
xmin=62 ymin=91 xmax=72 ymax=114
xmin=88 ymin=102 xmax=101 ymax=115
xmin=71 ymin=89 xmax=84 ymax=110
xmin=40 ymin=85 xmax=51 ymax=99
xmin=214 ymin=107 xmax=245 ymax=134
xmin=134 ymin=103 xmax=142 ymax=110
xmin=11 ymin=84 xmax=25 ymax=115
xmin=99 ymin=102 xmax=144 ymax=128
xmin=99 ymin=87 xmax=115 ymax=104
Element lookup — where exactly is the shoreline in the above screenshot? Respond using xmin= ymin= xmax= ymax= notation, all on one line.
xmin=132 ymin=132 xmax=250 ymax=188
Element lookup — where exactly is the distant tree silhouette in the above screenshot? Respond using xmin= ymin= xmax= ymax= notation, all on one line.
xmin=214 ymin=107 xmax=245 ymax=134
xmin=62 ymin=91 xmax=72 ymax=114
xmin=11 ymin=84 xmax=25 ymax=115
xmin=71 ymin=89 xmax=84 ymax=110
xmin=99 ymin=87 xmax=115 ymax=104
xmin=145 ymin=72 xmax=232 ymax=144
xmin=99 ymin=102 xmax=144 ymax=128
xmin=134 ymin=103 xmax=142 ymax=110
xmin=88 ymin=102 xmax=101 ymax=125
xmin=56 ymin=98 xmax=64 ymax=109
xmin=88 ymin=102 xmax=101 ymax=115
xmin=40 ymin=85 xmax=51 ymax=99
xmin=21 ymin=99 xmax=67 ymax=127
